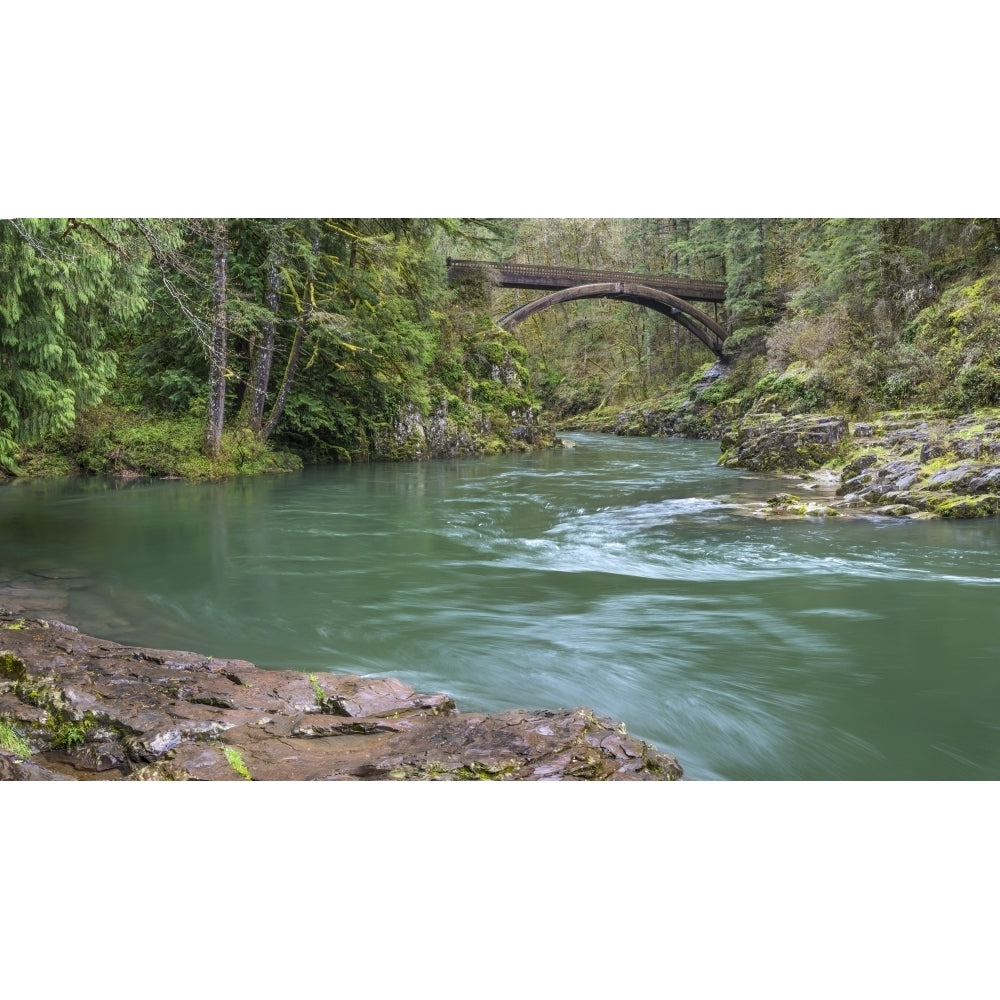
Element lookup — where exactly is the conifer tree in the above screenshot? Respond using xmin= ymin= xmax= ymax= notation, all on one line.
xmin=0 ymin=219 xmax=146 ymax=471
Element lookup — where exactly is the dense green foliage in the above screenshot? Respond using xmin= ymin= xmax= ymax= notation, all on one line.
xmin=484 ymin=218 xmax=1000 ymax=424
xmin=3 ymin=217 xmax=1000 ymax=479
xmin=2 ymin=217 xmax=548 ymax=478
xmin=0 ymin=219 xmax=147 ymax=470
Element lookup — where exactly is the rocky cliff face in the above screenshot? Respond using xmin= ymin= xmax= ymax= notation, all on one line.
xmin=0 ymin=613 xmax=682 ymax=781
xmin=377 ymin=398 xmax=556 ymax=461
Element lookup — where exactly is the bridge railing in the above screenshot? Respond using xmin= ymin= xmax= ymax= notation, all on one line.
xmin=446 ymin=258 xmax=726 ymax=303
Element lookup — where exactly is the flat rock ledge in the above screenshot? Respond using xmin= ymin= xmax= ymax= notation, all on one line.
xmin=0 ymin=612 xmax=682 ymax=781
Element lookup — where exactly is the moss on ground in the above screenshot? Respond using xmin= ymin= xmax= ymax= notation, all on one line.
xmin=15 ymin=406 xmax=304 ymax=481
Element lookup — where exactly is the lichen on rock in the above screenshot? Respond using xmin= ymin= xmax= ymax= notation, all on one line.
xmin=716 ymin=407 xmax=1000 ymax=520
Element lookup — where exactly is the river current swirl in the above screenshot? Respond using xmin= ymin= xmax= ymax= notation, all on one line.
xmin=3 ymin=431 xmax=999 ymax=779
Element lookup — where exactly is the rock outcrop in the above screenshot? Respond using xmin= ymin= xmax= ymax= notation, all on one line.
xmin=562 ymin=362 xmax=738 ymax=440
xmin=0 ymin=612 xmax=682 ymax=781
xmin=833 ymin=411 xmax=1000 ymax=517
xmin=720 ymin=413 xmax=849 ymax=472
xmin=725 ymin=409 xmax=1000 ymax=519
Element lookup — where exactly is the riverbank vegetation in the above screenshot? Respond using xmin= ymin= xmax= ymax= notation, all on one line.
xmin=1 ymin=218 xmax=553 ymax=480
xmin=485 ymin=219 xmax=1000 ymax=428
xmin=488 ymin=219 xmax=1000 ymax=518
xmin=3 ymin=217 xmax=1000 ymax=483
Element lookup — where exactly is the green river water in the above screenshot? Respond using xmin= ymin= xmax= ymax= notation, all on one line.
xmin=3 ymin=431 xmax=999 ymax=780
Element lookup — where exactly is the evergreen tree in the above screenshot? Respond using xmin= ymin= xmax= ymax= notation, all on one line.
xmin=0 ymin=219 xmax=147 ymax=471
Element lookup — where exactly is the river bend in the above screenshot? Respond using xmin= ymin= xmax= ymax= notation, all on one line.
xmin=3 ymin=432 xmax=999 ymax=780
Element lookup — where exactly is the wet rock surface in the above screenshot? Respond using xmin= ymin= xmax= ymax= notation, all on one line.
xmin=0 ymin=612 xmax=682 ymax=781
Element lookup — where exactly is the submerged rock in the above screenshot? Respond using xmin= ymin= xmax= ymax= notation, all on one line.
xmin=0 ymin=612 xmax=682 ymax=781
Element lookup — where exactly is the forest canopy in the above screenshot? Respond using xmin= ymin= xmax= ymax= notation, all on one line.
xmin=3 ymin=218 xmax=999 ymax=478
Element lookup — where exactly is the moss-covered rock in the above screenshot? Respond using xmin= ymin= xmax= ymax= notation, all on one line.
xmin=720 ymin=414 xmax=849 ymax=471
xmin=827 ymin=410 xmax=1000 ymax=518
xmin=710 ymin=406 xmax=1000 ymax=520
xmin=754 ymin=493 xmax=841 ymax=518
xmin=923 ymin=493 xmax=1000 ymax=518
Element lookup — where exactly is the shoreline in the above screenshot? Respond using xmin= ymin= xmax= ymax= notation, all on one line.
xmin=0 ymin=611 xmax=683 ymax=781
xmin=562 ymin=406 xmax=1000 ymax=520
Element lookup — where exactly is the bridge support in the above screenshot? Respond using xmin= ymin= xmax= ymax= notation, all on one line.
xmin=497 ymin=282 xmax=729 ymax=357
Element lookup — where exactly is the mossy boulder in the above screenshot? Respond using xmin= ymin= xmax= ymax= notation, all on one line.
xmin=720 ymin=414 xmax=848 ymax=471
xmin=755 ymin=493 xmax=840 ymax=518
xmin=925 ymin=494 xmax=1000 ymax=518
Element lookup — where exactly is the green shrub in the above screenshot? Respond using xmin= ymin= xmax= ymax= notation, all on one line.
xmin=51 ymin=714 xmax=95 ymax=752
xmin=750 ymin=368 xmax=829 ymax=413
xmin=55 ymin=406 xmax=302 ymax=480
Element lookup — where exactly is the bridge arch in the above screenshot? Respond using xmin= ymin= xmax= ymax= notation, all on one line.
xmin=497 ymin=282 xmax=729 ymax=357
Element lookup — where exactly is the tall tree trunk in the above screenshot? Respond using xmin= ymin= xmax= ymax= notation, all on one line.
xmin=241 ymin=237 xmax=282 ymax=435
xmin=261 ymin=230 xmax=319 ymax=442
xmin=205 ymin=218 xmax=228 ymax=458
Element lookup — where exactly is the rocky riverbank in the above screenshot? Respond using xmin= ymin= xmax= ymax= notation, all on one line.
xmin=568 ymin=380 xmax=1000 ymax=519
xmin=0 ymin=611 xmax=682 ymax=781
xmin=720 ymin=409 xmax=1000 ymax=519
xmin=562 ymin=355 xmax=1000 ymax=519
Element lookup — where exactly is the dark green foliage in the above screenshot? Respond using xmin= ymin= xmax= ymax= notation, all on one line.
xmin=8 ymin=217 xmax=1000 ymax=472
xmin=661 ymin=219 xmax=1000 ymax=422
xmin=5 ymin=216 xmax=552 ymax=474
xmin=674 ymin=218 xmax=776 ymax=329
xmin=0 ymin=219 xmax=148 ymax=471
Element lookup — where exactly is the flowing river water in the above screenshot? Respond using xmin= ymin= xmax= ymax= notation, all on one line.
xmin=2 ymin=431 xmax=999 ymax=780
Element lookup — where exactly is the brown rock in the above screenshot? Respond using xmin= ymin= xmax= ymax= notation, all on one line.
xmin=0 ymin=613 xmax=682 ymax=781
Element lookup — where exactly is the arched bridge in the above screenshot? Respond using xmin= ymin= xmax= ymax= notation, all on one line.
xmin=446 ymin=259 xmax=729 ymax=356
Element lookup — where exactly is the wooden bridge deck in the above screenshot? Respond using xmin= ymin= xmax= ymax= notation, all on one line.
xmin=446 ymin=258 xmax=727 ymax=304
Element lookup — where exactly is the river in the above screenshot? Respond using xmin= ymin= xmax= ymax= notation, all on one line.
xmin=2 ymin=431 xmax=999 ymax=780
